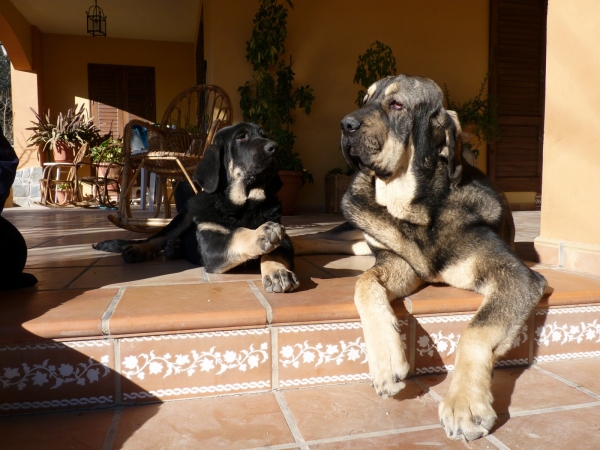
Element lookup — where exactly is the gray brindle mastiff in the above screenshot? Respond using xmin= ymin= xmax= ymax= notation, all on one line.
xmin=335 ymin=74 xmax=548 ymax=441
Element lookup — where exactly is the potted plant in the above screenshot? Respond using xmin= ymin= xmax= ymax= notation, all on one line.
xmin=443 ymin=75 xmax=499 ymax=163
xmin=27 ymin=104 xmax=102 ymax=163
xmin=54 ymin=182 xmax=72 ymax=205
xmin=325 ymin=164 xmax=355 ymax=214
xmin=89 ymin=137 xmax=124 ymax=181
xmin=354 ymin=41 xmax=397 ymax=107
xmin=238 ymin=0 xmax=315 ymax=215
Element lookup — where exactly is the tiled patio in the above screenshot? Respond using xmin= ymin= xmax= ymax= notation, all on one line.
xmin=2 ymin=207 xmax=600 ymax=449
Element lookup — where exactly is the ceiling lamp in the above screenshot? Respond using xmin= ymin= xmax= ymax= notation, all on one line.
xmin=86 ymin=0 xmax=107 ymax=37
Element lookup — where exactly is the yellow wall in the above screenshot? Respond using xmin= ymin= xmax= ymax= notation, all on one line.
xmin=204 ymin=0 xmax=490 ymax=211
xmin=41 ymin=34 xmax=195 ymax=127
xmin=0 ymin=0 xmax=32 ymax=70
xmin=540 ymin=0 xmax=600 ymax=245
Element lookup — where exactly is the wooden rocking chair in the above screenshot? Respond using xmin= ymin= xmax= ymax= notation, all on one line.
xmin=107 ymin=85 xmax=233 ymax=233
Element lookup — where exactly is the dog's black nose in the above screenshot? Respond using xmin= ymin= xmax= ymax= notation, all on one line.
xmin=341 ymin=115 xmax=361 ymax=133
xmin=264 ymin=142 xmax=277 ymax=155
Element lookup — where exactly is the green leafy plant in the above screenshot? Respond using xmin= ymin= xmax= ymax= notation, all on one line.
xmin=238 ymin=0 xmax=315 ymax=185
xmin=89 ymin=138 xmax=124 ymax=164
xmin=55 ymin=182 xmax=70 ymax=191
xmin=354 ymin=41 xmax=397 ymax=107
xmin=27 ymin=104 xmax=103 ymax=153
xmin=444 ymin=75 xmax=499 ymax=156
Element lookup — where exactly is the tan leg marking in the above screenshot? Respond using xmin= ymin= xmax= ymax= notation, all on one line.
xmin=261 ymin=252 xmax=299 ymax=293
xmin=355 ymin=256 xmax=423 ymax=398
xmin=216 ymin=221 xmax=285 ymax=273
xmin=439 ymin=326 xmax=501 ymax=441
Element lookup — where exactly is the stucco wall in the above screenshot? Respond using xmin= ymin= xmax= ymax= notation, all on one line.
xmin=204 ymin=0 xmax=490 ymax=211
xmin=540 ymin=0 xmax=600 ymax=245
xmin=41 ymin=34 xmax=195 ymax=128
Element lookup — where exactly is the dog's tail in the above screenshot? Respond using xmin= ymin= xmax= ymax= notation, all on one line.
xmin=93 ymin=239 xmax=144 ymax=253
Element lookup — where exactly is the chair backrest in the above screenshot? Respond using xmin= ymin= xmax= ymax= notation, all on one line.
xmin=159 ymin=85 xmax=233 ymax=156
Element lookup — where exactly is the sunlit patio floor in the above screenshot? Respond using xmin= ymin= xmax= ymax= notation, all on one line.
xmin=2 ymin=206 xmax=600 ymax=449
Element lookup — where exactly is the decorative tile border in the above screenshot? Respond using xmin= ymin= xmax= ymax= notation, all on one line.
xmin=0 ymin=339 xmax=115 ymax=414
xmin=534 ymin=307 xmax=600 ymax=362
xmin=278 ymin=322 xmax=388 ymax=389
xmin=119 ymin=329 xmax=271 ymax=401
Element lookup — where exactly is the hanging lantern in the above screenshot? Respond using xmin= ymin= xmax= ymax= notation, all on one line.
xmin=86 ymin=0 xmax=107 ymax=37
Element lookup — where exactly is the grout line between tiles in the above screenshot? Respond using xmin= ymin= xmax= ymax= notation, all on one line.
xmin=302 ymin=424 xmax=441 ymax=447
xmin=508 ymin=400 xmax=600 ymax=418
xmin=244 ymin=444 xmax=300 ymax=450
xmin=531 ymin=364 xmax=600 ymax=400
xmin=273 ymin=390 xmax=308 ymax=450
xmin=408 ymin=318 xmax=416 ymax=376
xmin=413 ymin=378 xmax=443 ymax=402
xmin=485 ymin=434 xmax=511 ymax=450
xmin=101 ymin=407 xmax=123 ymax=450
xmin=63 ymin=256 xmax=103 ymax=289
xmin=249 ymin=281 xmax=273 ymax=324
xmin=202 ymin=267 xmax=210 ymax=283
xmin=271 ymin=327 xmax=279 ymax=389
xmin=101 ymin=287 xmax=126 ymax=338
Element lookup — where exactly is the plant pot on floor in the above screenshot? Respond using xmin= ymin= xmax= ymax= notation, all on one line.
xmin=277 ymin=170 xmax=303 ymax=215
xmin=52 ymin=141 xmax=77 ymax=163
xmin=55 ymin=189 xmax=72 ymax=205
xmin=96 ymin=163 xmax=123 ymax=190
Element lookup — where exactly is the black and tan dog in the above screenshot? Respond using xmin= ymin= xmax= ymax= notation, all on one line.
xmin=93 ymin=123 xmax=299 ymax=294
xmin=338 ymin=74 xmax=548 ymax=441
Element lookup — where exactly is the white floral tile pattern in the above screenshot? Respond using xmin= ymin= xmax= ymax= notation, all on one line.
xmin=534 ymin=306 xmax=600 ymax=362
xmin=119 ymin=329 xmax=271 ymax=401
xmin=414 ymin=315 xmax=530 ymax=374
xmin=277 ymin=322 xmax=408 ymax=388
xmin=0 ymin=340 xmax=114 ymax=414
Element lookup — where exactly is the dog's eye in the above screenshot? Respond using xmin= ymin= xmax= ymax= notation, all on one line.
xmin=236 ymin=133 xmax=248 ymax=141
xmin=390 ymin=101 xmax=403 ymax=110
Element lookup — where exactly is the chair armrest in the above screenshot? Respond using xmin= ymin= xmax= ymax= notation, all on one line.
xmin=123 ymin=119 xmax=165 ymax=159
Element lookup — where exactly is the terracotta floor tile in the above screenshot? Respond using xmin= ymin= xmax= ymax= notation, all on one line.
xmin=113 ymin=393 xmax=295 ymax=449
xmin=282 ymin=381 xmax=440 ymax=441
xmin=24 ymin=266 xmax=87 ymax=290
xmin=262 ymin=277 xmax=360 ymax=324
xmin=25 ymin=243 xmax=102 ymax=268
xmin=301 ymin=255 xmax=375 ymax=278
xmin=109 ymin=283 xmax=266 ymax=335
xmin=406 ymin=285 xmax=482 ymax=315
xmin=0 ymin=288 xmax=118 ymax=343
xmin=69 ymin=261 xmax=203 ymax=289
xmin=309 ymin=427 xmax=491 ymax=449
xmin=536 ymin=269 xmax=600 ymax=307
xmin=0 ymin=409 xmax=115 ymax=450
xmin=418 ymin=365 xmax=595 ymax=415
xmin=492 ymin=404 xmax=600 ymax=449
xmin=36 ymin=228 xmax=133 ymax=248
xmin=538 ymin=358 xmax=600 ymax=396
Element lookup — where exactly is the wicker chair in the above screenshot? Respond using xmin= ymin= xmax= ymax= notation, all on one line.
xmin=39 ymin=143 xmax=88 ymax=207
xmin=107 ymin=85 xmax=233 ymax=232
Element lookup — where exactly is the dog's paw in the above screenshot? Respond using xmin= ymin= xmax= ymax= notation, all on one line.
xmin=164 ymin=238 xmax=182 ymax=260
xmin=122 ymin=246 xmax=150 ymax=263
xmin=263 ymin=268 xmax=299 ymax=293
xmin=365 ymin=323 xmax=410 ymax=398
xmin=439 ymin=385 xmax=496 ymax=441
xmin=257 ymin=222 xmax=285 ymax=253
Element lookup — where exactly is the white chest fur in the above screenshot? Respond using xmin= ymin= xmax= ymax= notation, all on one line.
xmin=375 ymin=169 xmax=417 ymax=221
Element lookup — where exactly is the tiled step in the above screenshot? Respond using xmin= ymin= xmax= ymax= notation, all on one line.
xmin=2 ymin=261 xmax=600 ymax=416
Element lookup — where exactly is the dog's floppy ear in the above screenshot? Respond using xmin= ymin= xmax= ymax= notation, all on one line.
xmin=194 ymin=140 xmax=224 ymax=193
xmin=434 ymin=110 xmax=463 ymax=181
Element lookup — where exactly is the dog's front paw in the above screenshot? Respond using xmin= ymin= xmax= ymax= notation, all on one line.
xmin=439 ymin=384 xmax=496 ymax=441
xmin=365 ymin=323 xmax=410 ymax=398
xmin=122 ymin=245 xmax=149 ymax=263
xmin=164 ymin=238 xmax=182 ymax=260
xmin=263 ymin=268 xmax=299 ymax=293
xmin=257 ymin=222 xmax=285 ymax=253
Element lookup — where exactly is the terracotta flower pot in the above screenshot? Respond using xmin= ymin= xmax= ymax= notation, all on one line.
xmin=52 ymin=140 xmax=77 ymax=163
xmin=96 ymin=162 xmax=123 ymax=191
xmin=276 ymin=170 xmax=303 ymax=216
xmin=55 ymin=189 xmax=72 ymax=205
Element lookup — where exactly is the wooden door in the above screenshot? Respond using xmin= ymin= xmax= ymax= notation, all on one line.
xmin=488 ymin=0 xmax=548 ymax=192
xmin=88 ymin=64 xmax=156 ymax=138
